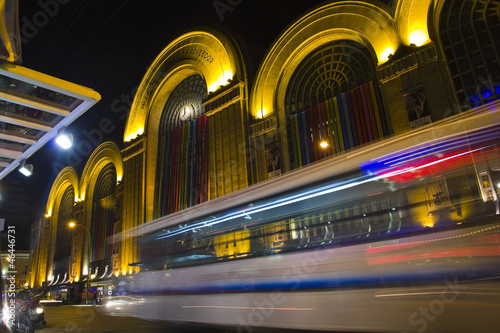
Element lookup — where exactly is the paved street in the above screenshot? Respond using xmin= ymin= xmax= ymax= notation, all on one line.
xmin=1 ymin=305 xmax=320 ymax=333
xmin=40 ymin=305 xmax=172 ymax=333
xmin=0 ymin=305 xmax=236 ymax=333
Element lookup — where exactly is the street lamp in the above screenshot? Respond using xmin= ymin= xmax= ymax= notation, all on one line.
xmin=18 ymin=160 xmax=33 ymax=177
xmin=68 ymin=221 xmax=92 ymax=304
xmin=56 ymin=127 xmax=73 ymax=149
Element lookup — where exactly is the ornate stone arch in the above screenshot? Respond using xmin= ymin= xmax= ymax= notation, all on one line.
xmin=250 ymin=1 xmax=399 ymax=171
xmin=80 ymin=141 xmax=123 ymax=218
xmin=123 ymin=28 xmax=246 ymax=222
xmin=44 ymin=166 xmax=79 ymax=281
xmin=124 ymin=29 xmax=245 ymax=143
xmin=45 ymin=166 xmax=79 ymax=218
xmin=76 ymin=141 xmax=122 ymax=278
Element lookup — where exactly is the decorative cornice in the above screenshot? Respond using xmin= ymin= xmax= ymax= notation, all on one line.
xmin=204 ymin=82 xmax=243 ymax=116
xmin=122 ymin=138 xmax=145 ymax=161
xmin=378 ymin=43 xmax=438 ymax=83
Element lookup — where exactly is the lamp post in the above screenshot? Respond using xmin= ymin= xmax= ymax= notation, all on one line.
xmin=68 ymin=221 xmax=92 ymax=305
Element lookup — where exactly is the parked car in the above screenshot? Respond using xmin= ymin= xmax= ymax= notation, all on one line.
xmin=1 ymin=289 xmax=46 ymax=333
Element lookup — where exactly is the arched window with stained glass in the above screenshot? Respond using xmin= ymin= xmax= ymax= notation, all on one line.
xmin=155 ymin=74 xmax=209 ymax=217
xmin=91 ymin=163 xmax=116 ymax=263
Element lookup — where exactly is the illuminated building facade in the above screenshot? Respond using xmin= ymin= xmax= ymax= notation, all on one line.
xmin=29 ymin=0 xmax=500 ymax=298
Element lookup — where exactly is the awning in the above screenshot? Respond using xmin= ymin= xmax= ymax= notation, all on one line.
xmin=0 ymin=63 xmax=101 ymax=180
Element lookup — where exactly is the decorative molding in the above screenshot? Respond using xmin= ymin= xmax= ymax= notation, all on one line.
xmin=122 ymin=138 xmax=145 ymax=161
xmin=378 ymin=43 xmax=438 ymax=83
xmin=250 ymin=116 xmax=277 ymax=137
xmin=204 ymin=82 xmax=243 ymax=116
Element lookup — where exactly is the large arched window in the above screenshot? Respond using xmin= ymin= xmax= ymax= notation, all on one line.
xmin=155 ymin=74 xmax=209 ymax=217
xmin=285 ymin=40 xmax=388 ymax=169
xmin=440 ymin=0 xmax=500 ymax=109
xmin=91 ymin=163 xmax=116 ymax=264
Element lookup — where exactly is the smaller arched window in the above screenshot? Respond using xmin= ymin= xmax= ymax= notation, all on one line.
xmin=52 ymin=186 xmax=75 ymax=280
xmin=54 ymin=186 xmax=74 ymax=260
xmin=91 ymin=163 xmax=116 ymax=262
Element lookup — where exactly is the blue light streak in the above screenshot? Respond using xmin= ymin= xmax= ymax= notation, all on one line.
xmin=154 ymin=144 xmax=493 ymax=242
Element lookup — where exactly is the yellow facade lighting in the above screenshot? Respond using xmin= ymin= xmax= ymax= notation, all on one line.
xmin=320 ymin=141 xmax=329 ymax=148
xmin=224 ymin=69 xmax=233 ymax=81
xmin=208 ymin=70 xmax=233 ymax=93
xmin=409 ymin=29 xmax=428 ymax=47
xmin=208 ymin=81 xmax=218 ymax=93
xmin=125 ymin=127 xmax=144 ymax=141
xmin=256 ymin=108 xmax=268 ymax=119
xmin=379 ymin=47 xmax=394 ymax=62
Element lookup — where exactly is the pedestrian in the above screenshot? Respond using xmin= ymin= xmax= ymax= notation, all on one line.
xmin=92 ymin=291 xmax=98 ymax=306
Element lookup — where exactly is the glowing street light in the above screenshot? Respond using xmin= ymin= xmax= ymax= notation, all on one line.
xmin=56 ymin=128 xmax=73 ymax=149
xmin=68 ymin=221 xmax=92 ymax=304
xmin=18 ymin=161 xmax=33 ymax=177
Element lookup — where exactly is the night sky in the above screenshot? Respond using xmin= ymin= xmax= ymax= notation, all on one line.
xmin=0 ymin=0 xmax=331 ymax=248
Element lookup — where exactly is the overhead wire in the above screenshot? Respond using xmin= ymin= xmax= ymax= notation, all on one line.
xmin=32 ymin=0 xmax=132 ymax=75
xmin=33 ymin=0 xmax=90 ymax=69
xmin=56 ymin=0 xmax=132 ymax=75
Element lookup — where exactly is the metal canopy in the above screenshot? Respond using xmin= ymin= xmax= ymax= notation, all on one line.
xmin=0 ymin=63 xmax=101 ymax=180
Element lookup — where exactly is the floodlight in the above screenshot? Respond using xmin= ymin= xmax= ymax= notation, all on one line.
xmin=18 ymin=161 xmax=33 ymax=177
xmin=56 ymin=128 xmax=73 ymax=149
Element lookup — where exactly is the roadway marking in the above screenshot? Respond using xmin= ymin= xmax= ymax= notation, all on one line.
xmin=182 ymin=305 xmax=314 ymax=310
